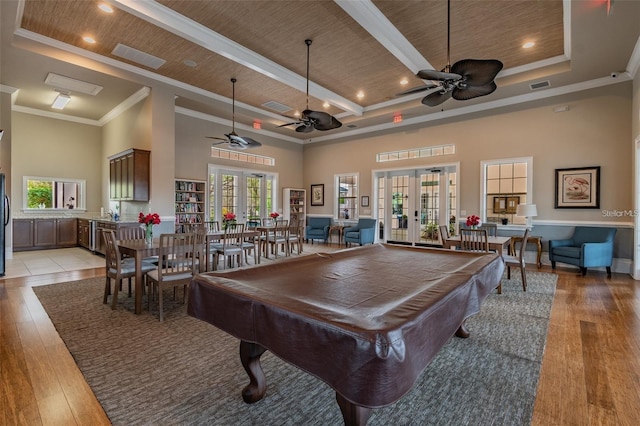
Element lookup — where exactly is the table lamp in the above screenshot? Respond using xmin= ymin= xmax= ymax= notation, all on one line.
xmin=516 ymin=204 xmax=537 ymax=229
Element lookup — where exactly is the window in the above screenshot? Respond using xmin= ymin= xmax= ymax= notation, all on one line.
xmin=335 ymin=173 xmax=358 ymax=220
xmin=23 ymin=176 xmax=86 ymax=211
xmin=480 ymin=157 xmax=532 ymax=225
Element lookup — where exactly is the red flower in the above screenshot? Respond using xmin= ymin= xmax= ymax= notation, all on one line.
xmin=270 ymin=211 xmax=279 ymax=219
xmin=466 ymin=215 xmax=481 ymax=227
xmin=139 ymin=212 xmax=161 ymax=225
xmin=223 ymin=212 xmax=236 ymax=221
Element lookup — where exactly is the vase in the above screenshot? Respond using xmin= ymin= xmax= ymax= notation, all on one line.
xmin=222 ymin=220 xmax=236 ymax=231
xmin=145 ymin=225 xmax=153 ymax=245
xmin=471 ymin=225 xmax=478 ymax=230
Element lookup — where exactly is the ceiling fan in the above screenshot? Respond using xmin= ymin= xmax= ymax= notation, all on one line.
xmin=278 ymin=39 xmax=342 ymax=133
xmin=398 ymin=0 xmax=503 ymax=107
xmin=206 ymin=78 xmax=262 ymax=149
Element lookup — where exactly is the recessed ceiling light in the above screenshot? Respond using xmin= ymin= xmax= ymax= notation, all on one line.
xmin=400 ymin=78 xmax=409 ymax=85
xmin=522 ymin=41 xmax=535 ymax=49
xmin=83 ymin=36 xmax=96 ymax=44
xmin=183 ymin=59 xmax=197 ymax=67
xmin=98 ymin=3 xmax=113 ymax=13
xmin=323 ymin=101 xmax=330 ymax=108
xmin=356 ymin=91 xmax=364 ymax=99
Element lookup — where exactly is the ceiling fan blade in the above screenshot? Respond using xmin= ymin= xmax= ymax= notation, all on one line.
xmin=421 ymin=90 xmax=453 ymax=107
xmin=451 ymin=59 xmax=503 ymax=86
xmin=277 ymin=121 xmax=301 ymax=128
xmin=206 ymin=136 xmax=227 ymax=141
xmin=296 ymin=124 xmax=314 ymax=133
xmin=303 ymin=110 xmax=342 ymax=130
xmin=396 ymin=83 xmax=440 ymax=96
xmin=228 ymin=133 xmax=262 ymax=148
xmin=452 ymin=82 xmax=497 ymax=101
xmin=416 ymin=69 xmax=462 ymax=81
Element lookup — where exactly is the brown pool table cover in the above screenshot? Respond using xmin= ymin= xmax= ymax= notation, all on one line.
xmin=187 ymin=243 xmax=505 ymax=408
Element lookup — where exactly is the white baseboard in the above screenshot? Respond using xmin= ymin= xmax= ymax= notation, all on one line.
xmin=530 ymin=252 xmax=633 ymax=277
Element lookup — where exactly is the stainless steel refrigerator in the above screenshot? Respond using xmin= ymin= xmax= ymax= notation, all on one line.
xmin=0 ymin=173 xmax=9 ymax=276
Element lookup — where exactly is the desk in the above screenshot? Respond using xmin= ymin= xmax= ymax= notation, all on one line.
xmin=117 ymin=239 xmax=159 ymax=314
xmin=443 ymin=235 xmax=511 ymax=253
xmin=188 ymin=244 xmax=504 ymax=425
xmin=510 ymin=235 xmax=542 ymax=268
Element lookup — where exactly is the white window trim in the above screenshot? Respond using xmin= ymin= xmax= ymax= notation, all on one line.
xmin=334 ymin=172 xmax=359 ymax=221
xmin=480 ymin=156 xmax=533 ymax=224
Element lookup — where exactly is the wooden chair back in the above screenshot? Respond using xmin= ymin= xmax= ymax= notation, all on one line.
xmin=204 ymin=221 xmax=219 ymax=232
xmin=439 ymin=225 xmax=449 ymax=245
xmin=118 ymin=226 xmax=144 ymax=240
xmin=460 ymin=228 xmax=489 ymax=252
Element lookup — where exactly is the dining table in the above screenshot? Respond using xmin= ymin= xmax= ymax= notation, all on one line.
xmin=443 ymin=235 xmax=511 ymax=253
xmin=117 ymin=238 xmax=160 ymax=315
xmin=205 ymin=229 xmax=260 ymax=271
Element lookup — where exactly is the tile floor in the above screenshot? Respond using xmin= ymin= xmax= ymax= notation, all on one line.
xmin=2 ymin=248 xmax=105 ymax=279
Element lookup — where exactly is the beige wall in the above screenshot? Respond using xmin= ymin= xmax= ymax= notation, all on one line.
xmin=11 ymin=112 xmax=102 ymax=213
xmin=303 ymin=84 xmax=633 ymax=224
xmin=174 ymin=113 xmax=304 ymax=189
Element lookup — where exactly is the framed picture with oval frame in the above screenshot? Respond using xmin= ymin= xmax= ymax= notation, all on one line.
xmin=555 ymin=166 xmax=600 ymax=209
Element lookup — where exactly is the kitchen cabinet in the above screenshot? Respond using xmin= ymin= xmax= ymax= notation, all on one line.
xmin=78 ymin=218 xmax=91 ymax=250
xmin=109 ymin=149 xmax=150 ymax=201
xmin=94 ymin=220 xmax=139 ymax=256
xmin=13 ymin=218 xmax=78 ymax=251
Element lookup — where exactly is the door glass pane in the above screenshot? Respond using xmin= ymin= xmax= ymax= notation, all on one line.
xmin=420 ymin=173 xmax=440 ymax=244
xmin=378 ymin=176 xmax=385 ymax=240
xmin=448 ymin=172 xmax=457 ymax=236
xmin=390 ymin=175 xmax=409 ymax=241
xmin=221 ymin=174 xmax=239 ymax=219
xmin=246 ymin=176 xmax=261 ymax=222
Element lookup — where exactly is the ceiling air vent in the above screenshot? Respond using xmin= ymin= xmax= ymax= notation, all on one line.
xmin=529 ymin=80 xmax=551 ymax=91
xmin=44 ymin=73 xmax=103 ymax=95
xmin=347 ymin=124 xmax=358 ymax=129
xmin=262 ymin=100 xmax=292 ymax=113
xmin=112 ymin=43 xmax=166 ymax=69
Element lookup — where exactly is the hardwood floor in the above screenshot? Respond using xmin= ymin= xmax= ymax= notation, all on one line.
xmin=2 ymin=262 xmax=639 ymax=425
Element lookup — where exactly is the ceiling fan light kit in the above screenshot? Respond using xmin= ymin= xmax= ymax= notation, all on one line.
xmin=398 ymin=0 xmax=503 ymax=107
xmin=278 ymin=39 xmax=342 ymax=133
xmin=206 ymin=78 xmax=262 ymax=149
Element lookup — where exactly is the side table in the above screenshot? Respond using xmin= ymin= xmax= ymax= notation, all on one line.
xmin=328 ymin=225 xmax=346 ymax=246
xmin=510 ymin=235 xmax=542 ymax=268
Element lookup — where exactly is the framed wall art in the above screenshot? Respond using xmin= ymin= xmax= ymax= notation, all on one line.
xmin=555 ymin=166 xmax=600 ymax=209
xmin=311 ymin=184 xmax=324 ymax=206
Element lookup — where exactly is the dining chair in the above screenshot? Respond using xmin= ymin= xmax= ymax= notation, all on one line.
xmin=439 ymin=225 xmax=450 ymax=246
xmin=204 ymin=221 xmax=220 ymax=232
xmin=145 ymin=233 xmax=197 ymax=321
xmin=214 ymin=223 xmax=245 ymax=270
xmin=479 ymin=223 xmax=498 ymax=237
xmin=103 ymin=230 xmax=156 ymax=310
xmin=287 ymin=220 xmax=304 ymax=255
xmin=268 ymin=219 xmax=290 ymax=258
xmin=117 ymin=225 xmax=159 ymax=264
xmin=241 ymin=225 xmax=259 ymax=265
xmin=501 ymin=229 xmax=530 ymax=292
xmin=459 ymin=228 xmax=489 ymax=252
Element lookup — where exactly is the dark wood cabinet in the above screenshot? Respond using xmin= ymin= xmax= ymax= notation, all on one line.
xmin=13 ymin=219 xmax=35 ymax=250
xmin=109 ymin=149 xmax=150 ymax=201
xmin=13 ymin=218 xmax=78 ymax=251
xmin=78 ymin=218 xmax=91 ymax=249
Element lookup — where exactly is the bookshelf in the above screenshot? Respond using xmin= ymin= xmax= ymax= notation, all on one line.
xmin=283 ymin=188 xmax=306 ymax=225
xmin=175 ymin=179 xmax=206 ymax=232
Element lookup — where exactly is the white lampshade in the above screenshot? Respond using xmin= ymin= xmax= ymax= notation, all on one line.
xmin=516 ymin=204 xmax=537 ymax=217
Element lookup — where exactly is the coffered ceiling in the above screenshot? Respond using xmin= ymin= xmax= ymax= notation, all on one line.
xmin=1 ymin=0 xmax=639 ymax=144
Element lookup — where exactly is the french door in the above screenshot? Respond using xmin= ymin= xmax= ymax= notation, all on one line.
xmin=208 ymin=166 xmax=276 ymax=223
xmin=376 ymin=165 xmax=457 ymax=246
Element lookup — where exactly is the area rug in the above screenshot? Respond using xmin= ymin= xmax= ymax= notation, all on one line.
xmin=34 ymin=270 xmax=557 ymax=426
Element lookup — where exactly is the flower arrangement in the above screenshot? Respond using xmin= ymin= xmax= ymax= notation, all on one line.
xmin=139 ymin=212 xmax=161 ymax=243
xmin=466 ymin=214 xmax=481 ymax=228
xmin=222 ymin=211 xmax=236 ymax=230
xmin=269 ymin=211 xmax=280 ymax=219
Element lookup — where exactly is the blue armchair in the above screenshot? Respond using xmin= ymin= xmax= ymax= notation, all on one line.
xmin=344 ymin=218 xmax=377 ymax=247
xmin=549 ymin=226 xmax=617 ymax=277
xmin=305 ymin=217 xmax=331 ymax=244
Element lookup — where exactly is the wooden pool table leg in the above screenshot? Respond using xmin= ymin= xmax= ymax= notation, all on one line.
xmin=240 ymin=341 xmax=267 ymax=403
xmin=336 ymin=393 xmax=372 ymax=426
xmin=455 ymin=323 xmax=470 ymax=338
